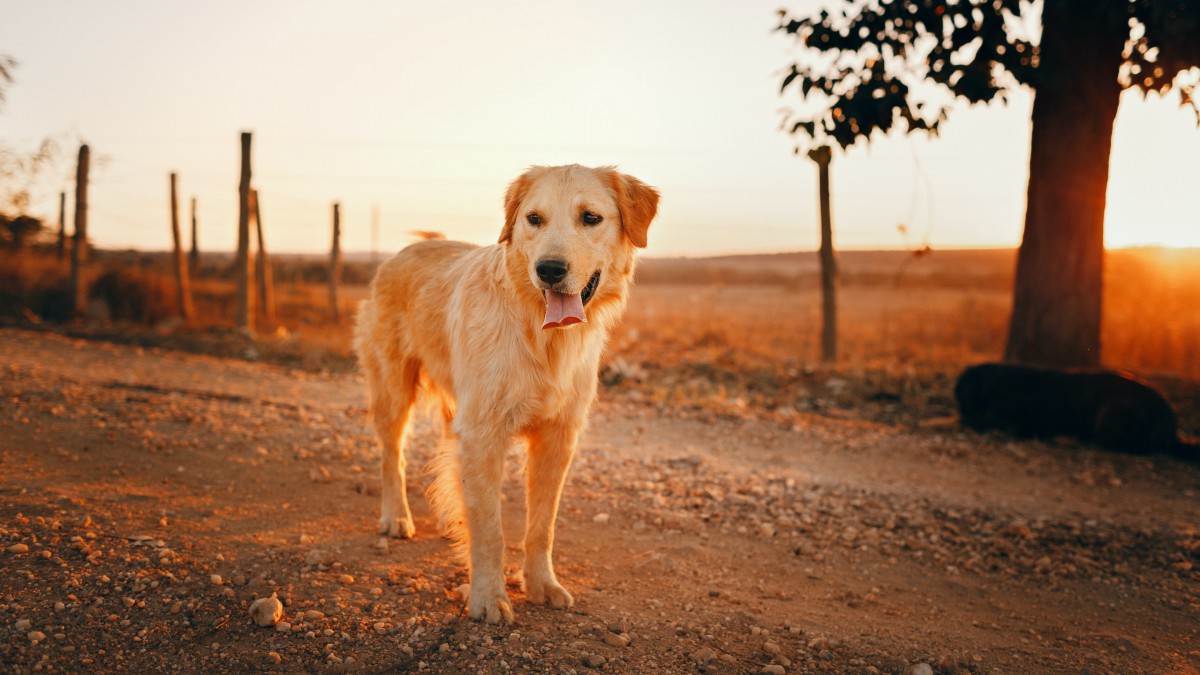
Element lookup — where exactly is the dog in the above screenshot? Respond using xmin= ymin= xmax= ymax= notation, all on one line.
xmin=955 ymin=362 xmax=1195 ymax=458
xmin=354 ymin=164 xmax=659 ymax=623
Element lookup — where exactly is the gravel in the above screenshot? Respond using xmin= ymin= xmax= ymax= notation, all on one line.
xmin=1 ymin=328 xmax=1197 ymax=674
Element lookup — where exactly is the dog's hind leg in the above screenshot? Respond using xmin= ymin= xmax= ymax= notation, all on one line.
xmin=367 ymin=355 xmax=420 ymax=539
xmin=521 ymin=420 xmax=579 ymax=610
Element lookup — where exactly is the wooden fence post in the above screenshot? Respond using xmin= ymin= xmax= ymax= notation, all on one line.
xmin=169 ymin=172 xmax=194 ymax=321
xmin=189 ymin=196 xmax=199 ymax=271
xmin=236 ymin=132 xmax=255 ymax=332
xmin=329 ymin=202 xmax=342 ymax=324
xmin=251 ymin=189 xmax=275 ymax=328
xmin=57 ymin=192 xmax=66 ymax=261
xmin=808 ymin=146 xmax=837 ymax=362
xmin=70 ymin=144 xmax=89 ymax=318
xmin=370 ymin=203 xmax=379 ymax=266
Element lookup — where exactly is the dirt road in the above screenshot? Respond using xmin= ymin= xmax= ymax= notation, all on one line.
xmin=2 ymin=327 xmax=1198 ymax=673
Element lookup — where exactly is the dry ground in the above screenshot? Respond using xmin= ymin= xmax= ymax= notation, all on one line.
xmin=2 ymin=328 xmax=1200 ymax=674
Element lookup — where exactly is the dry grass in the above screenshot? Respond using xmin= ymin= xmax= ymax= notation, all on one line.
xmin=620 ymin=248 xmax=1200 ymax=382
xmin=612 ymin=284 xmax=1009 ymax=374
xmin=597 ymin=249 xmax=1200 ymax=426
xmin=3 ymin=247 xmax=1198 ymax=386
xmin=0 ymin=250 xmax=74 ymax=322
xmin=1103 ymin=248 xmax=1200 ymax=379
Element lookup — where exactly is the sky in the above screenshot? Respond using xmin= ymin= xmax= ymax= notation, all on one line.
xmin=1 ymin=0 xmax=1198 ymax=257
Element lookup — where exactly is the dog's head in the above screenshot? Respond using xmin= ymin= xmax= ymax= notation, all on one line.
xmin=499 ymin=165 xmax=659 ymax=329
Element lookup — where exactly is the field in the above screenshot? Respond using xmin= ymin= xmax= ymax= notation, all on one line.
xmin=625 ymin=248 xmax=1200 ymax=378
xmin=7 ymin=246 xmax=1200 ymax=380
xmin=1 ymin=246 xmax=1199 ymax=673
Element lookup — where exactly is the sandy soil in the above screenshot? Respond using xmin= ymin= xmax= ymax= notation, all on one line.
xmin=1 ymin=327 xmax=1198 ymax=674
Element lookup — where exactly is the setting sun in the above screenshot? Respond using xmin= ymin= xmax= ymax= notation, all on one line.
xmin=1105 ymin=89 xmax=1200 ymax=249
xmin=1 ymin=2 xmax=1197 ymax=256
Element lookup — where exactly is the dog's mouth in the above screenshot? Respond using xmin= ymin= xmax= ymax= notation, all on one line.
xmin=581 ymin=269 xmax=600 ymax=306
xmin=541 ymin=270 xmax=601 ymax=330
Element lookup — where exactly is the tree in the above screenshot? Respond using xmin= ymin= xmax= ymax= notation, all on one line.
xmin=778 ymin=0 xmax=1200 ymax=368
xmin=1 ymin=139 xmax=61 ymax=239
xmin=0 ymin=214 xmax=43 ymax=248
xmin=1 ymin=56 xmax=67 ymax=248
xmin=0 ymin=54 xmax=15 ymax=109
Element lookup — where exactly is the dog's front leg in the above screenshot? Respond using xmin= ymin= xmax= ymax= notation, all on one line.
xmin=522 ymin=421 xmax=579 ymax=609
xmin=459 ymin=429 xmax=514 ymax=624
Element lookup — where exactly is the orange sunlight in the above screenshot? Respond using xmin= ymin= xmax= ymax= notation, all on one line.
xmin=1105 ymin=89 xmax=1200 ymax=249
xmin=1106 ymin=217 xmax=1200 ymax=249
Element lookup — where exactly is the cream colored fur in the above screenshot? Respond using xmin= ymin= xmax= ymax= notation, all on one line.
xmin=354 ymin=164 xmax=659 ymax=623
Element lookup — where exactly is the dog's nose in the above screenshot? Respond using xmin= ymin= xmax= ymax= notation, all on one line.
xmin=536 ymin=259 xmax=569 ymax=284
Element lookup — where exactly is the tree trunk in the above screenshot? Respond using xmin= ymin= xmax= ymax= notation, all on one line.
xmin=1004 ymin=0 xmax=1127 ymax=368
xmin=236 ymin=132 xmax=255 ymax=333
xmin=808 ymin=146 xmax=837 ymax=362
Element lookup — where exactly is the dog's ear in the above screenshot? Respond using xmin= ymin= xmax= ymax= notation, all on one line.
xmin=500 ymin=171 xmax=534 ymax=244
xmin=607 ymin=170 xmax=660 ymax=249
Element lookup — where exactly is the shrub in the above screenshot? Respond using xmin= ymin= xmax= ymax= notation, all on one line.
xmin=0 ymin=250 xmax=71 ymax=321
xmin=89 ymin=267 xmax=176 ymax=324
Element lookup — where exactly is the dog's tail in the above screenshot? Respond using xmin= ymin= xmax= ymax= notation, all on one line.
xmin=411 ymin=230 xmax=446 ymax=242
xmin=351 ymin=300 xmax=374 ymax=360
xmin=424 ymin=438 xmax=470 ymax=563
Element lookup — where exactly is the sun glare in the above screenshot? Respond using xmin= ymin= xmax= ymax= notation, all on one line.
xmin=1104 ymin=89 xmax=1200 ymax=249
xmin=1105 ymin=184 xmax=1200 ymax=248
xmin=1105 ymin=215 xmax=1200 ymax=249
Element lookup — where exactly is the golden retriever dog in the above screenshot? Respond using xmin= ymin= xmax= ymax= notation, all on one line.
xmin=354 ymin=164 xmax=659 ymax=623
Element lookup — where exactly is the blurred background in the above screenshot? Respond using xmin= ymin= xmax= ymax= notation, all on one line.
xmin=2 ymin=0 xmax=1197 ymax=254
xmin=2 ymin=0 xmax=1199 ymax=397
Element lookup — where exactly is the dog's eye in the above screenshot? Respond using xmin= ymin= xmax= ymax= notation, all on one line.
xmin=582 ymin=211 xmax=602 ymax=226
xmin=527 ymin=213 xmax=542 ymax=226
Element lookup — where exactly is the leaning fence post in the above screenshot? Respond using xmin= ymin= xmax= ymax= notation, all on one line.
xmin=57 ymin=192 xmax=66 ymax=261
xmin=169 ymin=172 xmax=195 ymax=321
xmin=251 ymin=189 xmax=275 ymax=328
xmin=189 ymin=196 xmax=199 ymax=271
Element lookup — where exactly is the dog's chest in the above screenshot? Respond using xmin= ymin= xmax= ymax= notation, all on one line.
xmin=525 ymin=329 xmax=605 ymax=416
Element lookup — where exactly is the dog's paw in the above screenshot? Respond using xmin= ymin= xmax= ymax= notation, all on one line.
xmin=467 ymin=587 xmax=514 ymax=624
xmin=524 ymin=574 xmax=575 ymax=609
xmin=377 ymin=515 xmax=416 ymax=539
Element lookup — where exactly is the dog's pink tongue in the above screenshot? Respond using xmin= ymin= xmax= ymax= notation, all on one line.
xmin=542 ymin=290 xmax=586 ymax=330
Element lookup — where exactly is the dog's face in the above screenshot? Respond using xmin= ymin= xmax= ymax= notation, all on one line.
xmin=499 ymin=165 xmax=659 ymax=329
